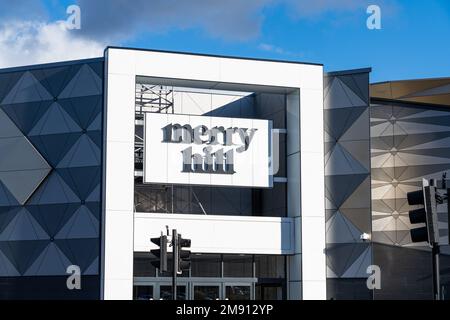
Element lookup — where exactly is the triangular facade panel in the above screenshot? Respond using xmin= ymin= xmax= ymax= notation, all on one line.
xmin=0 ymin=248 xmax=20 ymax=277
xmin=57 ymin=167 xmax=101 ymax=200
xmin=57 ymin=135 xmax=101 ymax=168
xmin=59 ymin=65 xmax=102 ymax=99
xmin=55 ymin=238 xmax=99 ymax=271
xmin=59 ymin=95 xmax=102 ymax=130
xmin=0 ymin=240 xmax=48 ymax=275
xmin=29 ymin=102 xmax=81 ymax=136
xmin=28 ymin=172 xmax=80 ymax=205
xmin=0 ymin=100 xmax=53 ymax=134
xmin=28 ymin=132 xmax=83 ymax=167
xmin=55 ymin=206 xmax=99 ymax=239
xmin=1 ymin=71 xmax=52 ymax=105
xmin=24 ymin=242 xmax=72 ymax=276
xmin=0 ymin=208 xmax=49 ymax=241
xmin=27 ymin=203 xmax=80 ymax=238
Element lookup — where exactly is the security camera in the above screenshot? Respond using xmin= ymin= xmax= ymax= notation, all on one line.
xmin=360 ymin=233 xmax=371 ymax=241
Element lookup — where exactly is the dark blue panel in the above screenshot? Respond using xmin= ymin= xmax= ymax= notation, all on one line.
xmin=0 ymin=100 xmax=53 ymax=135
xmin=31 ymin=64 xmax=82 ymax=98
xmin=88 ymin=62 xmax=104 ymax=79
xmin=0 ymin=275 xmax=100 ymax=299
xmin=55 ymin=238 xmax=99 ymax=272
xmin=57 ymin=135 xmax=101 ymax=168
xmin=59 ymin=95 xmax=102 ymax=130
xmin=86 ymin=130 xmax=102 ymax=149
xmin=0 ymin=181 xmax=19 ymax=207
xmin=85 ymin=202 xmax=100 ymax=221
xmin=28 ymin=172 xmax=80 ymax=205
xmin=0 ymin=207 xmax=20 ymax=234
xmin=57 ymin=167 xmax=101 ymax=200
xmin=0 ymin=240 xmax=48 ymax=275
xmin=28 ymin=133 xmax=82 ymax=167
xmin=28 ymin=102 xmax=81 ymax=136
xmin=27 ymin=203 xmax=80 ymax=238
xmin=0 ymin=72 xmax=23 ymax=103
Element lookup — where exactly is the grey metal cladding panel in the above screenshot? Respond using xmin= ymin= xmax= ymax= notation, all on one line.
xmin=324 ymin=71 xmax=371 ymax=283
xmin=0 ymin=170 xmax=50 ymax=206
xmin=327 ymin=278 xmax=373 ymax=300
xmin=372 ymin=243 xmax=433 ymax=299
xmin=0 ymin=109 xmax=23 ymax=138
xmin=326 ymin=242 xmax=370 ymax=277
xmin=370 ymin=100 xmax=450 ymax=247
xmin=325 ymin=106 xmax=367 ymax=140
xmin=324 ymin=77 xmax=367 ymax=110
xmin=325 ymin=144 xmax=369 ymax=176
xmin=0 ymin=137 xmax=50 ymax=171
xmin=255 ymin=93 xmax=286 ymax=117
xmin=325 ymin=174 xmax=368 ymax=208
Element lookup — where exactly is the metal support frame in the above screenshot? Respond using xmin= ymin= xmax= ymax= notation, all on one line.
xmin=134 ymin=83 xmax=174 ymax=168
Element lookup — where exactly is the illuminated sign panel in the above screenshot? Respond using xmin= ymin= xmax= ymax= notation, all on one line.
xmin=144 ymin=113 xmax=271 ymax=187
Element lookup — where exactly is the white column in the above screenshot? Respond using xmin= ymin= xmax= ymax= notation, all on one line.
xmin=101 ymin=50 xmax=136 ymax=300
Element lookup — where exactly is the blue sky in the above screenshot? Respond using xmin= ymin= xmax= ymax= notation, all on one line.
xmin=1 ymin=0 xmax=449 ymax=82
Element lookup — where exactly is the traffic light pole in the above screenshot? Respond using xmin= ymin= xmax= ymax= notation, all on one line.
xmin=429 ymin=180 xmax=441 ymax=300
xmin=432 ymin=243 xmax=441 ymax=300
xmin=172 ymin=229 xmax=178 ymax=301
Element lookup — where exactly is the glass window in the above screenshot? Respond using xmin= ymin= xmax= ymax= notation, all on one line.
xmin=194 ymin=285 xmax=220 ymax=300
xmin=191 ymin=254 xmax=221 ymax=277
xmin=226 ymin=285 xmax=251 ymax=300
xmin=133 ymin=286 xmax=153 ymax=300
xmin=223 ymin=255 xmax=253 ymax=278
xmin=160 ymin=286 xmax=186 ymax=300
xmin=256 ymin=285 xmax=283 ymax=300
xmin=133 ymin=255 xmax=156 ymax=277
xmin=255 ymin=255 xmax=285 ymax=278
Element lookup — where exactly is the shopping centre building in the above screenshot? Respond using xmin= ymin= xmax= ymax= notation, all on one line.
xmin=0 ymin=47 xmax=449 ymax=300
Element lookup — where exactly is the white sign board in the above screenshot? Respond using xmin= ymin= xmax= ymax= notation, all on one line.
xmin=144 ymin=113 xmax=272 ymax=187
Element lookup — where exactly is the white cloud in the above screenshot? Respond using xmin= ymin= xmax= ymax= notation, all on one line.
xmin=259 ymin=43 xmax=286 ymax=54
xmin=0 ymin=20 xmax=105 ymax=69
xmin=258 ymin=43 xmax=303 ymax=58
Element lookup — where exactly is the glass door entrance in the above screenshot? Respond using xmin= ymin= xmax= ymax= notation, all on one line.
xmin=133 ymin=278 xmax=255 ymax=300
xmin=193 ymin=284 xmax=221 ymax=300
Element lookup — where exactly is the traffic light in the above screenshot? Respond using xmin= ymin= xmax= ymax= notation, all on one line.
xmin=407 ymin=185 xmax=439 ymax=244
xmin=177 ymin=234 xmax=191 ymax=273
xmin=150 ymin=235 xmax=168 ymax=272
